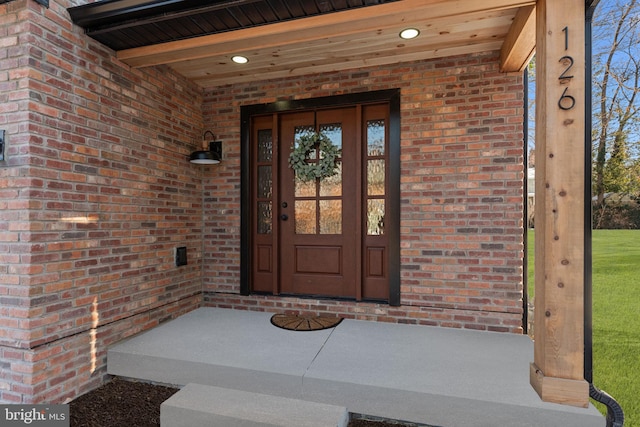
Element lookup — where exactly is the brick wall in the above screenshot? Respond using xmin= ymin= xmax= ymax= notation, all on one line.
xmin=202 ymin=53 xmax=525 ymax=333
xmin=1 ymin=0 xmax=525 ymax=405
xmin=0 ymin=0 xmax=205 ymax=403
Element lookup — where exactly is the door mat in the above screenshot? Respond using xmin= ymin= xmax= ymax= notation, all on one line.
xmin=270 ymin=314 xmax=343 ymax=331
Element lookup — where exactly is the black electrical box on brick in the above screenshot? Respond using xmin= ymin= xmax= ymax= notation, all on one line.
xmin=176 ymin=247 xmax=187 ymax=266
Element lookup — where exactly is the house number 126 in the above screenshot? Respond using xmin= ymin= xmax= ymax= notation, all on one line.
xmin=558 ymin=26 xmax=575 ymax=111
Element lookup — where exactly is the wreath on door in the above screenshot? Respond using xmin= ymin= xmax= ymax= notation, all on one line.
xmin=288 ymin=132 xmax=341 ymax=182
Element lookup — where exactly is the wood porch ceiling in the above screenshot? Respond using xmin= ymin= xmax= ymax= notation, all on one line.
xmin=69 ymin=0 xmax=536 ymax=88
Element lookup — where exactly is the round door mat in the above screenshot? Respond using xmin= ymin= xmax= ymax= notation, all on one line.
xmin=270 ymin=314 xmax=343 ymax=331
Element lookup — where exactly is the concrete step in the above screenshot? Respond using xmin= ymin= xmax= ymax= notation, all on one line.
xmin=160 ymin=383 xmax=349 ymax=427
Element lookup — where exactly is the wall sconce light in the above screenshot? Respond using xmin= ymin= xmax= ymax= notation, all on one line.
xmin=190 ymin=131 xmax=222 ymax=165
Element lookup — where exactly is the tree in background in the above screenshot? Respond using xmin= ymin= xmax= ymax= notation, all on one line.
xmin=592 ymin=0 xmax=640 ymax=223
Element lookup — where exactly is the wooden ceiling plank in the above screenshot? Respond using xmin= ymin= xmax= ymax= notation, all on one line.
xmin=500 ymin=5 xmax=536 ymax=72
xmin=190 ymin=40 xmax=503 ymax=87
xmin=117 ymin=0 xmax=534 ymax=67
xmin=261 ymin=9 xmax=514 ymax=54
xmin=173 ymin=12 xmax=511 ymax=66
xmin=126 ymin=21 xmax=511 ymax=72
xmin=181 ymin=34 xmax=504 ymax=82
xmin=174 ymin=25 xmax=511 ymax=79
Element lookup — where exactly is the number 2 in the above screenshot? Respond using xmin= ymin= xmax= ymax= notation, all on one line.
xmin=559 ymin=56 xmax=574 ymax=80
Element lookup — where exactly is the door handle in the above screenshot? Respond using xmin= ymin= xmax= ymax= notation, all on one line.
xmin=280 ymin=214 xmax=289 ymax=221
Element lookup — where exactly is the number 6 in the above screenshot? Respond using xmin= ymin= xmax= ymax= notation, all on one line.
xmin=558 ymin=87 xmax=575 ymax=110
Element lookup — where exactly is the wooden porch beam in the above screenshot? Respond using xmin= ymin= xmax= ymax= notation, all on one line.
xmin=117 ymin=0 xmax=535 ymax=68
xmin=500 ymin=5 xmax=536 ymax=72
xmin=530 ymin=0 xmax=589 ymax=407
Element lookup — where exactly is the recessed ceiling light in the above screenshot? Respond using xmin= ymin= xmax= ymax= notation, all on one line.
xmin=399 ymin=28 xmax=420 ymax=40
xmin=232 ymin=55 xmax=249 ymax=64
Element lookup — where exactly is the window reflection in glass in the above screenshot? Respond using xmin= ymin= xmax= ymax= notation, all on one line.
xmin=257 ymin=202 xmax=272 ymax=234
xmin=258 ymin=129 xmax=273 ymax=162
xmin=319 ymin=123 xmax=343 ymax=197
xmin=320 ymin=163 xmax=342 ymax=197
xmin=295 ymin=200 xmax=316 ymax=234
xmin=320 ymin=200 xmax=342 ymax=234
xmin=294 ymin=125 xmax=316 ymax=159
xmin=367 ymin=199 xmax=385 ymax=235
xmin=367 ymin=159 xmax=385 ymax=196
xmin=367 ymin=120 xmax=385 ymax=156
xmin=319 ymin=123 xmax=343 ymax=150
xmin=257 ymin=165 xmax=272 ymax=199
xmin=295 ymin=176 xmax=316 ymax=197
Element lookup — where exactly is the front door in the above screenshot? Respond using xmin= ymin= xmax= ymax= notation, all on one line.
xmin=279 ymin=108 xmax=357 ymax=297
xmin=249 ymin=100 xmax=393 ymax=301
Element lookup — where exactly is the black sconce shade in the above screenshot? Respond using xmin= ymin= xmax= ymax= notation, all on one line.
xmin=190 ymin=133 xmax=222 ymax=165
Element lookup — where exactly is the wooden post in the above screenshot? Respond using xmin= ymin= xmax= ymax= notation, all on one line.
xmin=530 ymin=0 xmax=589 ymax=407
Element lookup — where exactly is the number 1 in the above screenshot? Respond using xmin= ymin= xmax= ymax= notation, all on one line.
xmin=562 ymin=26 xmax=569 ymax=50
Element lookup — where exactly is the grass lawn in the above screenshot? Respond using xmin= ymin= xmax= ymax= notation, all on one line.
xmin=527 ymin=229 xmax=640 ymax=425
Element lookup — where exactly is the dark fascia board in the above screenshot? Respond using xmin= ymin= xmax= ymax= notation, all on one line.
xmin=68 ymin=0 xmax=242 ymax=29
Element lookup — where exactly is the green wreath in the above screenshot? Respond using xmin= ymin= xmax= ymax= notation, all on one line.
xmin=288 ymin=132 xmax=341 ymax=182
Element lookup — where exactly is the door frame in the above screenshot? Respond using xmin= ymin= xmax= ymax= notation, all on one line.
xmin=240 ymin=89 xmax=401 ymax=305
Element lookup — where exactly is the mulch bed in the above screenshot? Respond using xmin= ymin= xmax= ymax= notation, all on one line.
xmin=69 ymin=377 xmax=425 ymax=427
xmin=70 ymin=378 xmax=177 ymax=427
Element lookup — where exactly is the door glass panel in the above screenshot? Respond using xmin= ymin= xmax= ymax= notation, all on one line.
xmin=319 ymin=123 xmax=342 ymax=195
xmin=258 ymin=129 xmax=273 ymax=162
xmin=367 ymin=199 xmax=385 ymax=235
xmin=367 ymin=159 xmax=385 ymax=196
xmin=257 ymin=165 xmax=272 ymax=198
xmin=295 ymin=200 xmax=316 ymax=234
xmin=257 ymin=202 xmax=272 ymax=234
xmin=320 ymin=200 xmax=342 ymax=234
xmin=295 ymin=177 xmax=316 ymax=197
xmin=294 ymin=125 xmax=316 ymax=159
xmin=319 ymin=123 xmax=343 ymax=150
xmin=320 ymin=163 xmax=342 ymax=197
xmin=256 ymin=127 xmax=272 ymax=236
xmin=367 ymin=120 xmax=385 ymax=156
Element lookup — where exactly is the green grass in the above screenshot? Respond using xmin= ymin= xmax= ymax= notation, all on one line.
xmin=527 ymin=229 xmax=640 ymax=425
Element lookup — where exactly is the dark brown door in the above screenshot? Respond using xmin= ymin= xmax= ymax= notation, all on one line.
xmin=279 ymin=108 xmax=357 ymax=297
xmin=250 ymin=103 xmax=391 ymax=301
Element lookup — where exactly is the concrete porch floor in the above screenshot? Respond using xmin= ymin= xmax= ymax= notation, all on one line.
xmin=107 ymin=307 xmax=603 ymax=427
